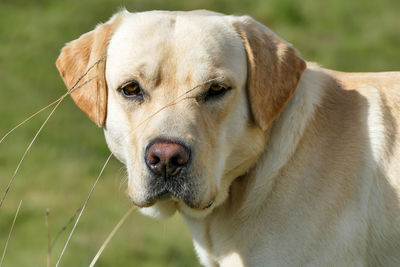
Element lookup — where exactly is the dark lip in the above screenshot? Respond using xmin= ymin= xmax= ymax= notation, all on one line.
xmin=156 ymin=190 xmax=172 ymax=200
xmin=143 ymin=188 xmax=174 ymax=204
xmin=144 ymin=189 xmax=214 ymax=210
xmin=204 ymin=200 xmax=213 ymax=209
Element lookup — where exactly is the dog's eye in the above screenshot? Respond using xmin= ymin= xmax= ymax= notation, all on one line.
xmin=204 ymin=83 xmax=231 ymax=101
xmin=120 ymin=81 xmax=144 ymax=100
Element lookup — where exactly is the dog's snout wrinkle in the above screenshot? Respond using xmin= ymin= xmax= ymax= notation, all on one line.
xmin=145 ymin=140 xmax=191 ymax=178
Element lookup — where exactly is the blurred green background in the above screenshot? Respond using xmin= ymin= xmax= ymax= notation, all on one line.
xmin=0 ymin=0 xmax=399 ymax=266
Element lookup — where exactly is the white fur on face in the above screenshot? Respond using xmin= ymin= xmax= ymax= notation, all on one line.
xmin=104 ymin=11 xmax=266 ymax=218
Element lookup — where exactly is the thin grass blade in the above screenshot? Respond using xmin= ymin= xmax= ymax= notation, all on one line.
xmin=0 ymin=99 xmax=63 ymax=208
xmin=55 ymin=153 xmax=113 ymax=267
xmin=89 ymin=206 xmax=136 ymax=267
xmin=0 ymin=200 xmax=22 ymax=267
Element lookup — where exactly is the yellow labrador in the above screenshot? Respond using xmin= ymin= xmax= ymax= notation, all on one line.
xmin=56 ymin=10 xmax=400 ymax=266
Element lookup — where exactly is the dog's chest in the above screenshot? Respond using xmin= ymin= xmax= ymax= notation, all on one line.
xmin=184 ymin=194 xmax=372 ymax=267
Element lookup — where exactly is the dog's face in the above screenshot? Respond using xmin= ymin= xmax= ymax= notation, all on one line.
xmin=104 ymin=12 xmax=263 ymax=216
xmin=56 ymin=10 xmax=305 ymax=218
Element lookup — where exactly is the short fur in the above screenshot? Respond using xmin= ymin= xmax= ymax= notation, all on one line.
xmin=56 ymin=10 xmax=400 ymax=266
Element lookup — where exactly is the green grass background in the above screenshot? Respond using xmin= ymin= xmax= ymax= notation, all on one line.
xmin=0 ymin=0 xmax=399 ymax=266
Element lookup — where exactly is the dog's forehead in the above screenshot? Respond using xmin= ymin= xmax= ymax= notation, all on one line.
xmin=106 ymin=11 xmax=246 ymax=88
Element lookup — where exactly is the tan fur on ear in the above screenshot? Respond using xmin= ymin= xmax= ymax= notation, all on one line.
xmin=233 ymin=16 xmax=306 ymax=130
xmin=56 ymin=13 xmax=124 ymax=126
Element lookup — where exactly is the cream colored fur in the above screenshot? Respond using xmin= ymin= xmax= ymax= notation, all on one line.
xmin=56 ymin=10 xmax=400 ymax=267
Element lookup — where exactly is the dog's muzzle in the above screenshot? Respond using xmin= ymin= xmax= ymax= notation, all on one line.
xmin=142 ymin=138 xmax=200 ymax=206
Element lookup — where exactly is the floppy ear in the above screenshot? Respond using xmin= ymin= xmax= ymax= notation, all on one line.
xmin=233 ymin=16 xmax=306 ymax=130
xmin=56 ymin=13 xmax=124 ymax=127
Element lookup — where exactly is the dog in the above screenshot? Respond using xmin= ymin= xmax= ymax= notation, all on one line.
xmin=56 ymin=10 xmax=400 ymax=266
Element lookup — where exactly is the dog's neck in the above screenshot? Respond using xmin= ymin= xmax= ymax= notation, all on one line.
xmin=236 ymin=63 xmax=329 ymax=216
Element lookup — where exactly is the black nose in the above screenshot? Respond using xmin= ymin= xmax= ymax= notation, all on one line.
xmin=145 ymin=140 xmax=191 ymax=177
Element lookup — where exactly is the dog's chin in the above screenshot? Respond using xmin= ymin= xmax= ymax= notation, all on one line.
xmin=139 ymin=200 xmax=178 ymax=219
xmin=139 ymin=199 xmax=215 ymax=220
xmin=136 ymin=193 xmax=216 ymax=219
xmin=129 ymin=176 xmax=217 ymax=219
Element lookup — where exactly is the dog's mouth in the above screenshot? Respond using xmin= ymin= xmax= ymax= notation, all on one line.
xmin=149 ymin=187 xmax=213 ymax=210
xmin=131 ymin=183 xmax=214 ymax=210
xmin=128 ymin=163 xmax=216 ymax=210
xmin=156 ymin=190 xmax=173 ymax=200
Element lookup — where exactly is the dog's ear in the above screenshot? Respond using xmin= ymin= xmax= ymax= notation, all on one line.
xmin=232 ymin=16 xmax=306 ymax=130
xmin=56 ymin=13 xmax=124 ymax=127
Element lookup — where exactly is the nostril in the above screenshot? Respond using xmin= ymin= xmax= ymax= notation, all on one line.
xmin=170 ymin=156 xmax=186 ymax=166
xmin=148 ymin=154 xmax=160 ymax=165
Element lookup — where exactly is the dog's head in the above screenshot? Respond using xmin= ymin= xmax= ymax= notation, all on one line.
xmin=56 ymin=10 xmax=305 ymax=218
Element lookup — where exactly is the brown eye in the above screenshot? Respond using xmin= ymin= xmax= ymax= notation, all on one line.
xmin=210 ymin=84 xmax=225 ymax=92
xmin=204 ymin=83 xmax=231 ymax=101
xmin=120 ymin=81 xmax=144 ymax=100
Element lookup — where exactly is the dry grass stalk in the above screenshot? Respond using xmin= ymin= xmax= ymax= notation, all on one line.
xmin=0 ymin=59 xmax=100 ymax=208
xmin=46 ymin=208 xmax=51 ymax=267
xmin=0 ymin=99 xmax=63 ymax=208
xmin=0 ymin=98 xmax=61 ymax=145
xmin=0 ymin=200 xmax=22 ymax=267
xmin=0 ymin=56 xmax=104 ymax=146
xmin=55 ymin=153 xmax=113 ymax=267
xmin=89 ymin=206 xmax=136 ymax=267
xmin=51 ymin=207 xmax=82 ymax=249
xmin=131 ymin=77 xmax=223 ymax=131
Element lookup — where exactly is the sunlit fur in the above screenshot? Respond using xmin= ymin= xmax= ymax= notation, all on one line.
xmin=104 ymin=11 xmax=267 ymax=219
xmin=57 ymin=10 xmax=400 ymax=267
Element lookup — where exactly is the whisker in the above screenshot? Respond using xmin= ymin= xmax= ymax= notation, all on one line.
xmin=0 ymin=200 xmax=22 ymax=267
xmin=118 ymin=167 xmax=128 ymax=192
